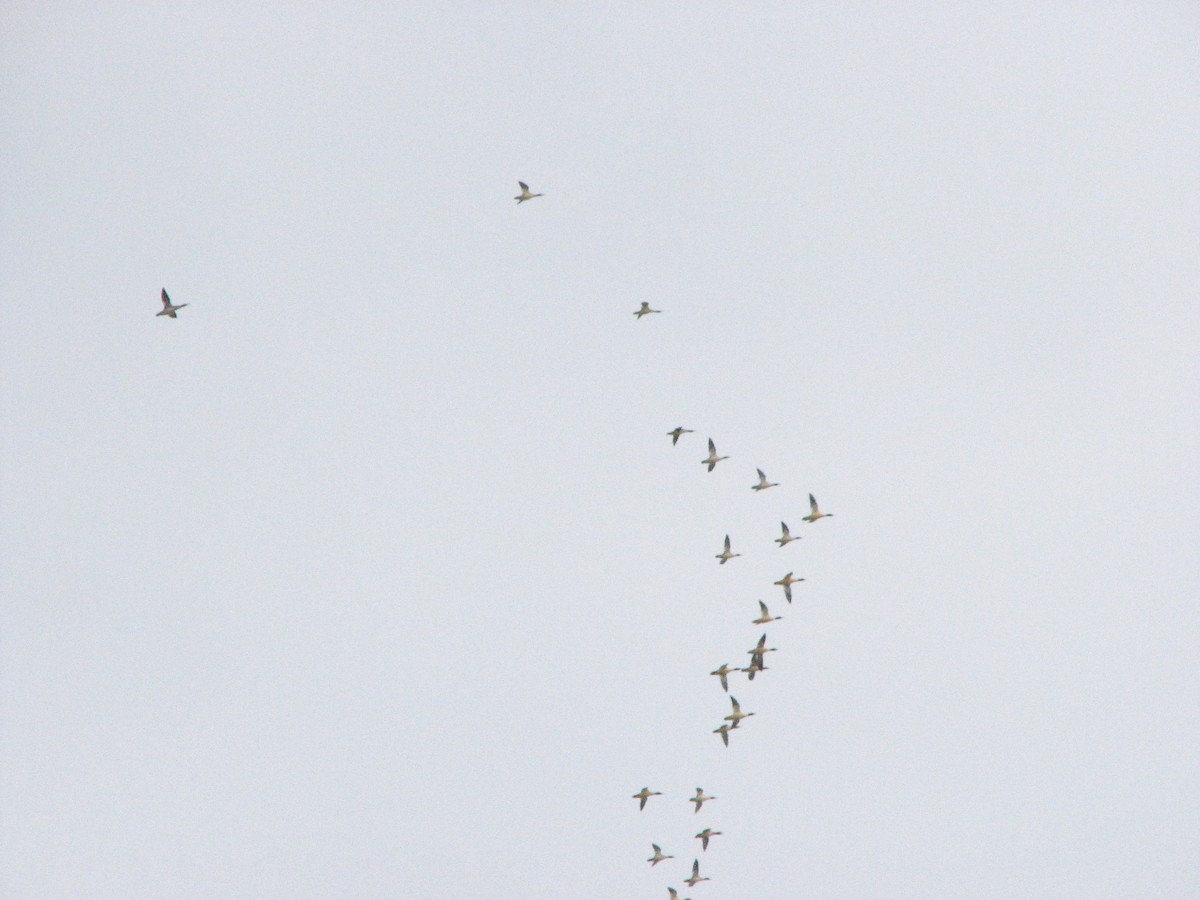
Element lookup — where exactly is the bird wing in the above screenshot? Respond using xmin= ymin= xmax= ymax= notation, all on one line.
xmin=723 ymin=535 xmax=731 ymax=551
xmin=708 ymin=438 xmax=716 ymax=453
xmin=161 ymin=288 xmax=171 ymax=309
xmin=518 ymin=181 xmax=529 ymax=192
xmin=757 ymin=469 xmax=765 ymax=480
xmin=758 ymin=600 xmax=768 ymax=615
xmin=692 ymin=860 xmax=700 ymax=876
xmin=730 ymin=696 xmax=740 ymax=712
xmin=781 ymin=522 xmax=790 ymax=537
xmin=809 ymin=493 xmax=819 ymax=512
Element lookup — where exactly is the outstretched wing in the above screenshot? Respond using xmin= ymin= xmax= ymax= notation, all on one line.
xmin=809 ymin=493 xmax=819 ymax=513
xmin=161 ymin=288 xmax=171 ymax=309
xmin=518 ymin=181 xmax=529 ymax=192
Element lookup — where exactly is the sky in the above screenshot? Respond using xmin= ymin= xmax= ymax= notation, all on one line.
xmin=2 ymin=3 xmax=1198 ymax=898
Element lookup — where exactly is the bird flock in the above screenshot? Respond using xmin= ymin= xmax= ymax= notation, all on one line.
xmin=626 ymin=204 xmax=835 ymax=895
xmin=632 ymin=421 xmax=835 ymax=896
xmin=155 ymin=182 xmax=835 ymax=896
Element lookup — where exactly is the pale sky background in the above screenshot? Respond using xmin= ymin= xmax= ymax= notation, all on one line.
xmin=2 ymin=3 xmax=1198 ymax=898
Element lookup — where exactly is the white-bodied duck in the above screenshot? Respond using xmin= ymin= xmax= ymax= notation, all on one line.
xmin=648 ymin=844 xmax=674 ymax=866
xmin=633 ymin=787 xmax=662 ymax=810
xmin=690 ymin=788 xmax=715 ymax=813
xmin=667 ymin=427 xmax=693 ymax=445
xmin=775 ymin=521 xmax=801 ymax=547
xmin=684 ymin=859 xmax=711 ymax=887
xmin=752 ymin=600 xmax=782 ymax=625
xmin=710 ymin=663 xmax=736 ymax=692
xmin=156 ymin=288 xmax=187 ymax=318
xmin=752 ymin=469 xmax=778 ymax=491
xmin=715 ymin=534 xmax=741 ymax=565
xmin=774 ymin=571 xmax=805 ymax=603
xmin=747 ymin=633 xmax=778 ymax=660
xmin=695 ymin=827 xmax=722 ymax=851
xmin=803 ymin=492 xmax=834 ymax=523
xmin=701 ymin=438 xmax=729 ymax=472
xmin=724 ymin=696 xmax=754 ymax=727
xmin=514 ymin=181 xmax=543 ymax=203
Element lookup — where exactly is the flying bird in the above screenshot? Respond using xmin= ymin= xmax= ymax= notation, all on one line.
xmin=715 ymin=534 xmax=741 ymax=565
xmin=514 ymin=181 xmax=543 ymax=203
xmin=695 ymin=827 xmax=722 ymax=851
xmin=633 ymin=787 xmax=662 ymax=810
xmin=713 ymin=723 xmax=732 ymax=746
xmin=648 ymin=844 xmax=674 ymax=866
xmin=701 ymin=439 xmax=729 ymax=472
xmin=803 ymin=493 xmax=834 ymax=523
xmin=752 ymin=469 xmax=779 ymax=491
xmin=634 ymin=302 xmax=661 ymax=319
xmin=156 ymin=288 xmax=187 ymax=318
xmin=690 ymin=788 xmax=715 ymax=813
xmin=710 ymin=663 xmax=736 ymax=692
xmin=743 ymin=656 xmax=769 ymax=680
xmin=752 ymin=600 xmax=782 ymax=625
xmin=684 ymin=859 xmax=712 ymax=887
xmin=747 ymin=633 xmax=778 ymax=660
xmin=667 ymin=889 xmax=690 ymax=900
xmin=775 ymin=521 xmax=801 ymax=547
xmin=774 ymin=571 xmax=805 ymax=603
xmin=667 ymin=427 xmax=693 ymax=445
xmin=725 ymin=695 xmax=754 ymax=727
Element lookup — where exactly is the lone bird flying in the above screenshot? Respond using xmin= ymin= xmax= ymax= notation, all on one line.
xmin=803 ymin=493 xmax=834 ymax=523
xmin=634 ymin=302 xmax=661 ymax=319
xmin=514 ymin=181 xmax=543 ymax=203
xmin=156 ymin=288 xmax=187 ymax=318
xmin=633 ymin=787 xmax=662 ymax=810
xmin=701 ymin=438 xmax=729 ymax=472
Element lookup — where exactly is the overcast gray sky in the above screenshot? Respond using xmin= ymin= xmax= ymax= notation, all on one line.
xmin=2 ymin=3 xmax=1198 ymax=898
